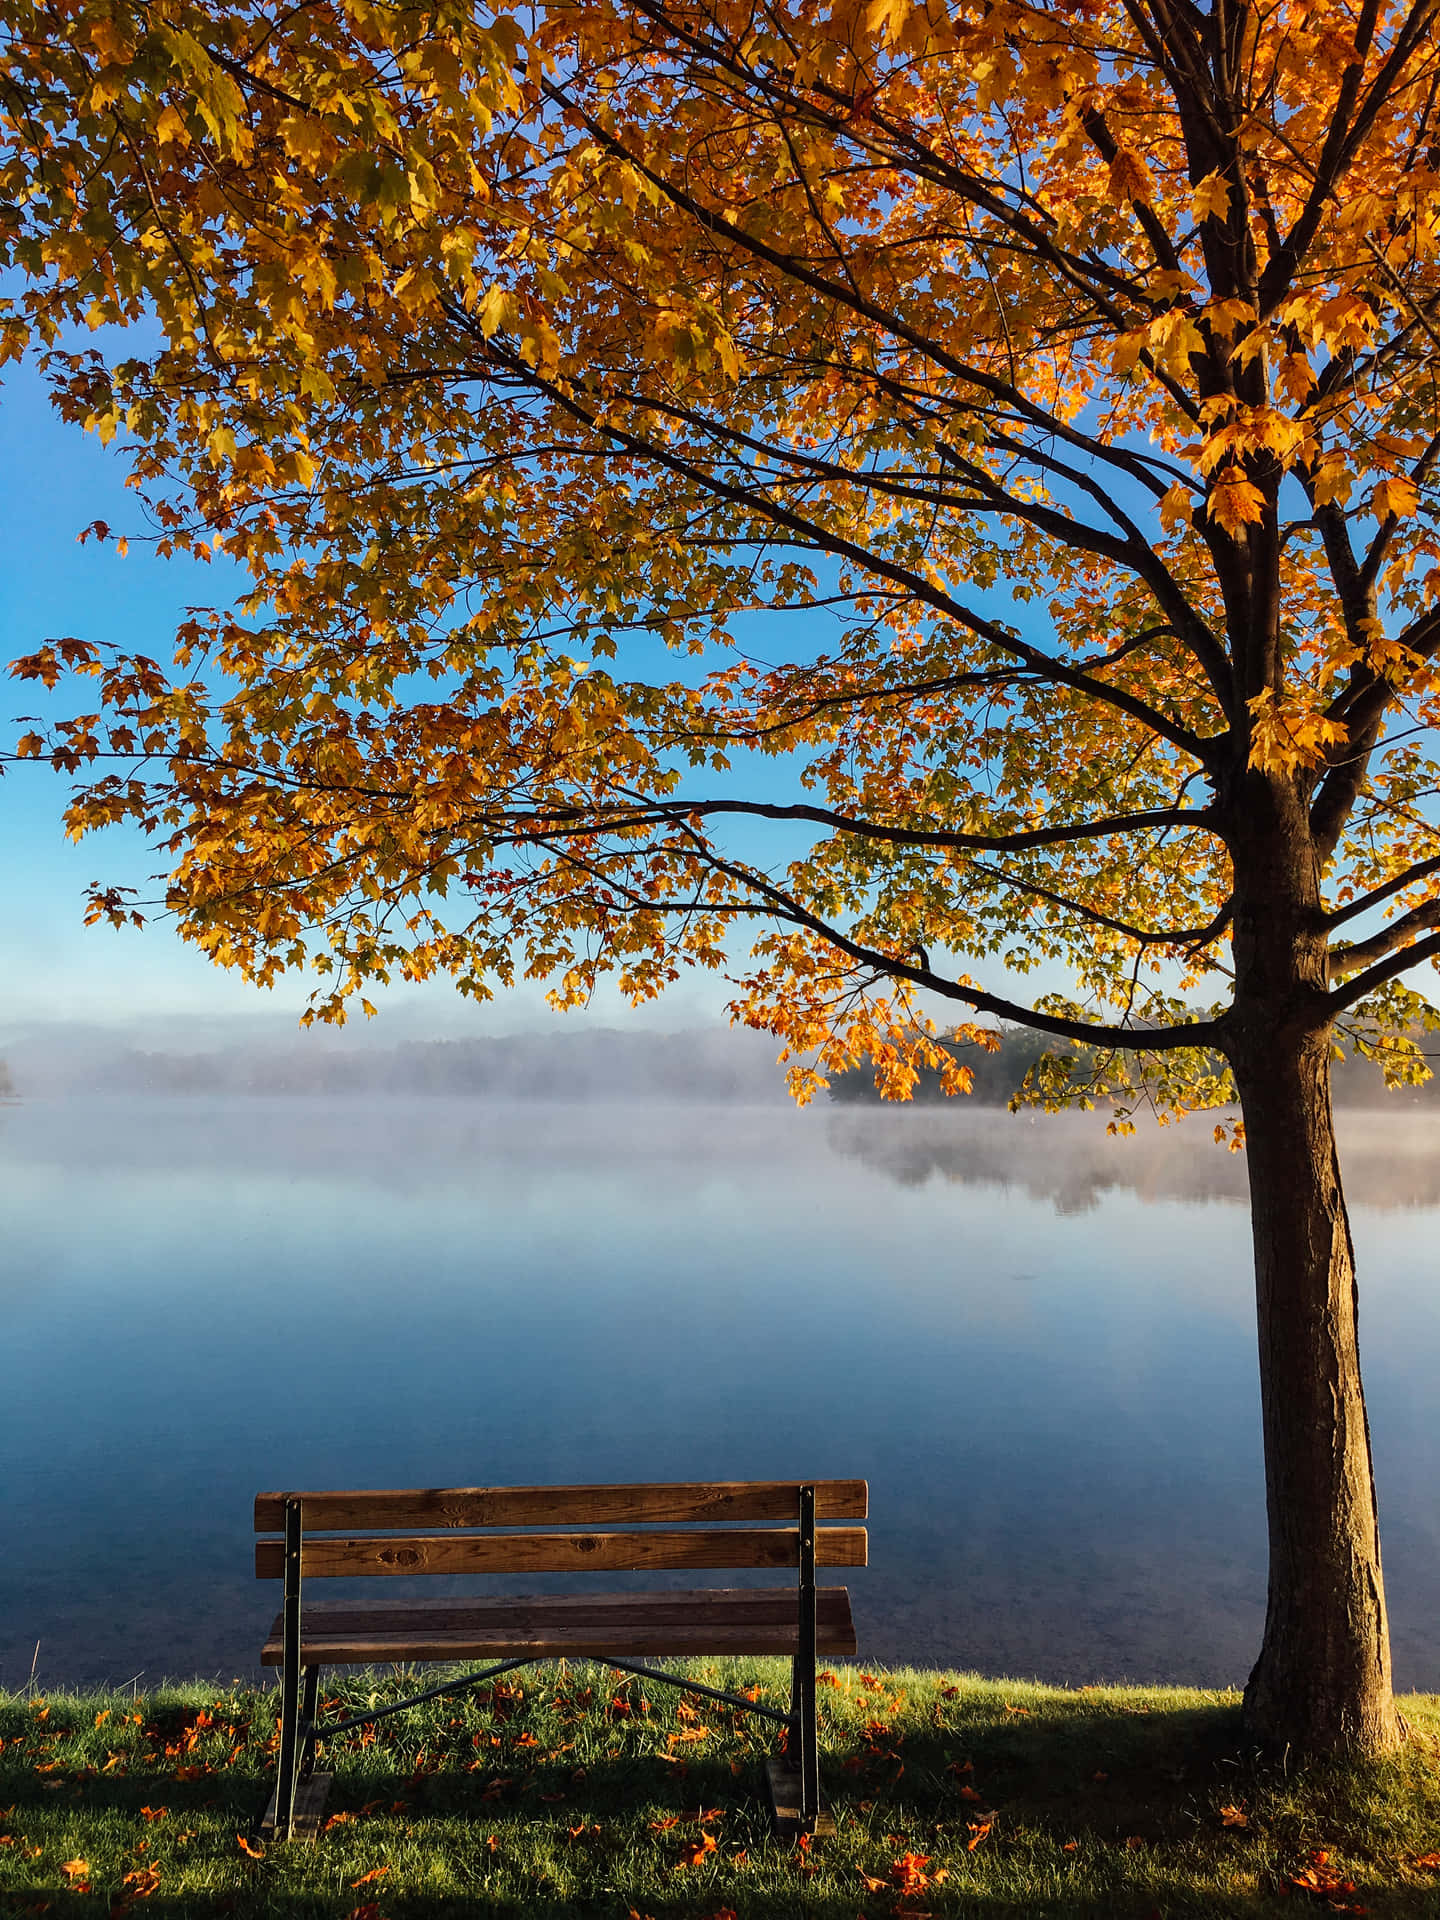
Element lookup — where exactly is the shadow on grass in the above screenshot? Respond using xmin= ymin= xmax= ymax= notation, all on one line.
xmin=4 ymin=1691 xmax=1437 ymax=1918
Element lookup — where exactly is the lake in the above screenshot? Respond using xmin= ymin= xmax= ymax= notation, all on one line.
xmin=4 ymin=1096 xmax=1438 ymax=1694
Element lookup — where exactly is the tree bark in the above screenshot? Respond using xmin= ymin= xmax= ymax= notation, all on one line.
xmin=1227 ymin=790 xmax=1403 ymax=1755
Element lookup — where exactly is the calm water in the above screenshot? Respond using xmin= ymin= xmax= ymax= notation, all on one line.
xmin=4 ymin=1097 xmax=1438 ymax=1693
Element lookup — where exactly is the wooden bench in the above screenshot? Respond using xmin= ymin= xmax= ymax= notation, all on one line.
xmin=255 ymin=1479 xmax=867 ymax=1841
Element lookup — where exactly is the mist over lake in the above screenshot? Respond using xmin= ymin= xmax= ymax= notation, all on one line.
xmin=4 ymin=1094 xmax=1437 ymax=1694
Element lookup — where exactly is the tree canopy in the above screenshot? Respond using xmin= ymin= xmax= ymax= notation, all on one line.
xmin=5 ymin=0 xmax=1440 ymax=1753
xmin=2 ymin=0 xmax=1435 ymax=1105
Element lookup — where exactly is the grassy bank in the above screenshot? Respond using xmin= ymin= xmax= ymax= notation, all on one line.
xmin=2 ymin=1663 xmax=1439 ymax=1916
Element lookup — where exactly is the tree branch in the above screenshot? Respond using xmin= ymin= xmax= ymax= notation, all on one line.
xmin=1332 ymin=897 xmax=1440 ymax=977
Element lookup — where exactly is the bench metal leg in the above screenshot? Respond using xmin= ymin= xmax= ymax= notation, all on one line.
xmin=767 ymin=1484 xmax=827 ymax=1839
xmin=794 ymin=1482 xmax=820 ymax=1831
xmin=300 ymin=1665 xmax=322 ymax=1779
xmin=273 ymin=1498 xmax=304 ymax=1840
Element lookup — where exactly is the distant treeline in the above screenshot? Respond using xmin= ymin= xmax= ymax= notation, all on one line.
xmin=826 ymin=1026 xmax=1440 ymax=1108
xmin=59 ymin=1027 xmax=788 ymax=1102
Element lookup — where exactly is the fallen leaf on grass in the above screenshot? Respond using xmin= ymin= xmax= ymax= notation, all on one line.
xmin=676 ymin=1831 xmax=718 ymax=1867
xmin=1288 ymin=1849 xmax=1361 ymax=1904
xmin=957 ymin=1784 xmax=983 ymax=1802
xmin=1219 ymin=1804 xmax=1249 ymax=1828
xmin=1415 ymin=1852 xmax=1440 ymax=1870
xmin=112 ymin=1865 xmax=161 ymax=1909
xmin=323 ymin=1811 xmax=355 ymax=1830
xmin=967 ymin=1819 xmax=995 ymax=1851
xmin=344 ymin=1905 xmax=388 ymax=1920
xmin=60 ymin=1861 xmax=90 ymax=1881
xmin=858 ymin=1869 xmax=889 ymax=1893
xmin=1004 ymin=1703 xmax=1030 ymax=1716
xmin=236 ymin=1835 xmax=265 ymax=1859
xmin=350 ymin=1866 xmax=390 ymax=1886
xmin=1124 ymin=1834 xmax=1146 ymax=1850
xmin=892 ymin=1851 xmax=948 ymax=1891
xmin=139 ymin=1807 xmax=167 ymax=1822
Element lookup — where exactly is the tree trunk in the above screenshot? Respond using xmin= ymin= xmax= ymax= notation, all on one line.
xmin=1228 ymin=1019 xmax=1402 ymax=1754
xmin=1223 ymin=771 xmax=1403 ymax=1757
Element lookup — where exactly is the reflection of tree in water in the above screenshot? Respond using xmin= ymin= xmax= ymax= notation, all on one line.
xmin=826 ymin=1109 xmax=1440 ymax=1214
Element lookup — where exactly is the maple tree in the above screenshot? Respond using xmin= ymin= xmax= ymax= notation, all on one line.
xmin=4 ymin=0 xmax=1440 ymax=1755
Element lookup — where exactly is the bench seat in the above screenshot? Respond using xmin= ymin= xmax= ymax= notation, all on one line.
xmin=262 ymin=1586 xmax=858 ymax=1665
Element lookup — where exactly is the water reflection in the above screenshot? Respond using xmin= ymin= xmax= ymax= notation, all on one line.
xmin=1 ymin=1098 xmax=1436 ymax=1694
xmin=828 ymin=1105 xmax=1440 ymax=1215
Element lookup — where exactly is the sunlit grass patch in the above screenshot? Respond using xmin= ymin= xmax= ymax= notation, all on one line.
xmin=1 ymin=1664 xmax=1438 ymax=1915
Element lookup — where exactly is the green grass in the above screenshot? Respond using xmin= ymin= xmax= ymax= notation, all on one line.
xmin=2 ymin=1663 xmax=1439 ymax=1916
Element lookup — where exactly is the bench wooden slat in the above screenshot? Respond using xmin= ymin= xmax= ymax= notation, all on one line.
xmin=265 ymin=1589 xmax=834 ymax=1634
xmin=254 ymin=1479 xmax=868 ymax=1533
xmin=255 ymin=1525 xmax=868 ymax=1580
xmin=260 ymin=1587 xmax=858 ymax=1664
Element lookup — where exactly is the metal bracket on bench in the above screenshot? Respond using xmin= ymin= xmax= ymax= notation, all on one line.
xmin=317 ymin=1656 xmax=537 ymax=1740
xmin=601 ymin=1657 xmax=794 ymax=1725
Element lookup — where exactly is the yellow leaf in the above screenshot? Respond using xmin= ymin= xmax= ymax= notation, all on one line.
xmin=1191 ymin=170 xmax=1231 ymax=224
xmin=864 ymin=0 xmax=911 ymax=45
xmin=1107 ymin=148 xmax=1154 ymax=207
xmin=1158 ymin=482 xmax=1193 ymax=533
xmin=1207 ymin=465 xmax=1267 ymax=538
xmin=1371 ymin=475 xmax=1419 ymax=520
xmin=478 ymin=283 xmax=513 ymax=340
xmin=154 ymin=105 xmax=190 ymax=147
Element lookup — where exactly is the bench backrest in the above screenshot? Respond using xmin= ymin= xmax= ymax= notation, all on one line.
xmin=255 ymin=1480 xmax=868 ymax=1580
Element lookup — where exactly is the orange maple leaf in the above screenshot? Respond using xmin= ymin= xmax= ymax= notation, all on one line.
xmin=349 ymin=1866 xmax=390 ymax=1887
xmin=115 ymin=1865 xmax=162 ymax=1903
xmin=676 ymin=1830 xmax=718 ymax=1867
xmin=892 ymin=1851 xmax=943 ymax=1891
xmin=235 ymin=1834 xmax=265 ymax=1859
